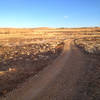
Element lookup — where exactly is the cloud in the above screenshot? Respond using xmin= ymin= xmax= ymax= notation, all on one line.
xmin=64 ymin=16 xmax=69 ymax=19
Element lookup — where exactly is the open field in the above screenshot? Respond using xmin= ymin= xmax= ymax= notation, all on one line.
xmin=0 ymin=31 xmax=65 ymax=96
xmin=0 ymin=27 xmax=100 ymax=99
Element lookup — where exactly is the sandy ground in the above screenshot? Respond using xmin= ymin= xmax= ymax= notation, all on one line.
xmin=0 ymin=39 xmax=97 ymax=100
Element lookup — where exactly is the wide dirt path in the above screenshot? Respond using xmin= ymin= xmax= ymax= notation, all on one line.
xmin=1 ymin=39 xmax=87 ymax=100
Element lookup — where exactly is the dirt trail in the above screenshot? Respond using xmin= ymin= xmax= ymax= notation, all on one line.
xmin=0 ymin=39 xmax=87 ymax=100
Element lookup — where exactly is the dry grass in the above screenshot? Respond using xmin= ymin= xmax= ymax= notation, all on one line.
xmin=0 ymin=28 xmax=66 ymax=96
xmin=74 ymin=37 xmax=100 ymax=100
xmin=0 ymin=27 xmax=100 ymax=97
xmin=74 ymin=37 xmax=100 ymax=54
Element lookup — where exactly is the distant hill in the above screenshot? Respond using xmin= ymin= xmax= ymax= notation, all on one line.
xmin=0 ymin=27 xmax=100 ymax=34
xmin=33 ymin=27 xmax=56 ymax=30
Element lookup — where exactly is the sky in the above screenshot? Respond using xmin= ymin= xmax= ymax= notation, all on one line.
xmin=0 ymin=0 xmax=100 ymax=28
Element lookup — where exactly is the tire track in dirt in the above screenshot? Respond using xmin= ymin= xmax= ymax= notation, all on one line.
xmin=0 ymin=39 xmax=87 ymax=100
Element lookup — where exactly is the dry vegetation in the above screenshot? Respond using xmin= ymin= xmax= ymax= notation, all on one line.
xmin=0 ymin=41 xmax=64 ymax=96
xmin=0 ymin=28 xmax=66 ymax=96
xmin=74 ymin=37 xmax=100 ymax=54
xmin=74 ymin=37 xmax=100 ymax=100
xmin=0 ymin=27 xmax=100 ymax=97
